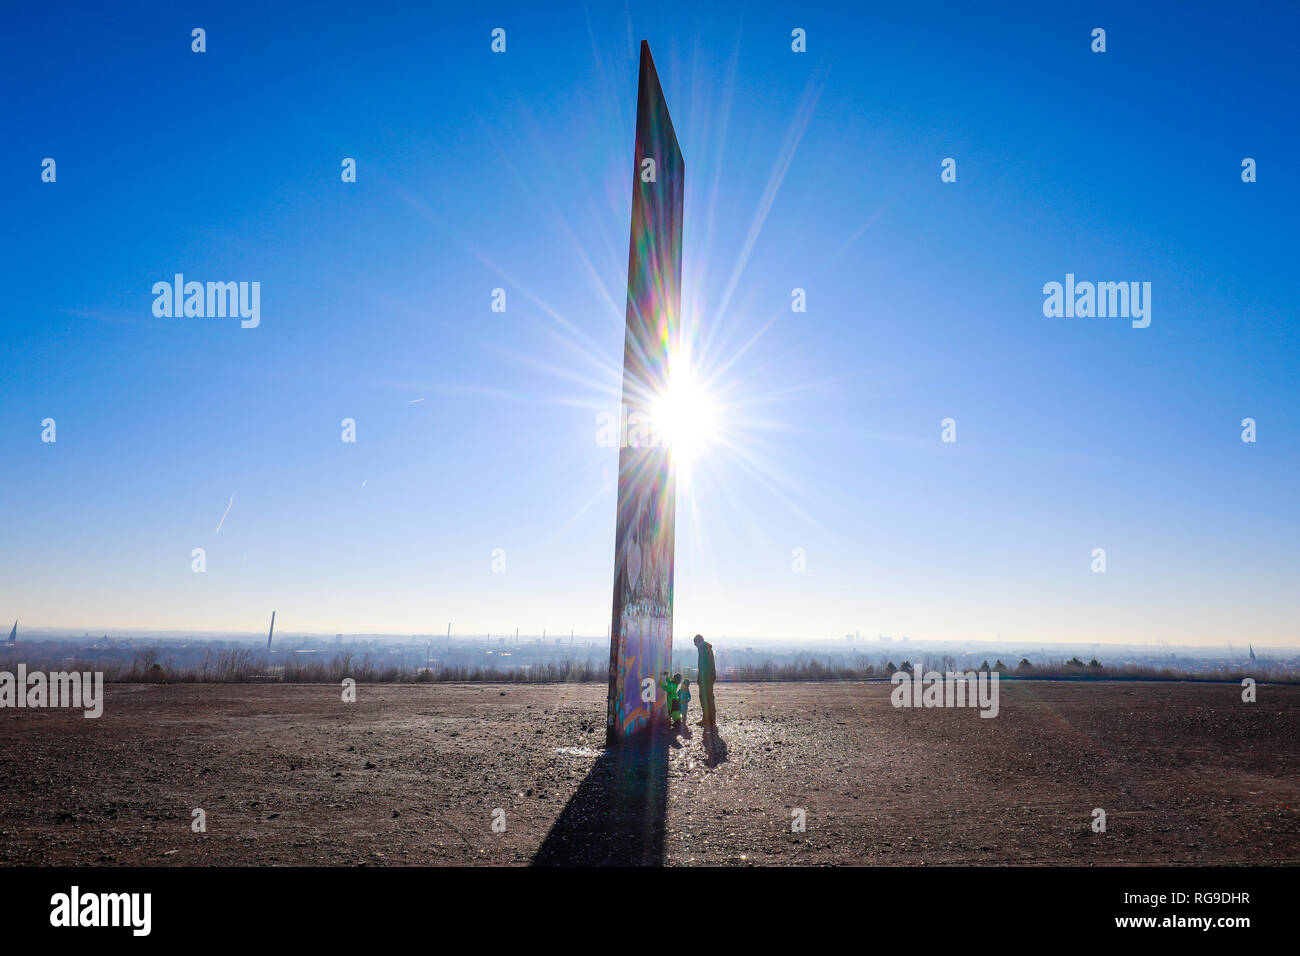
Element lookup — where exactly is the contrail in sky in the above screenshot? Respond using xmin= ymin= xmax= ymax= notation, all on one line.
xmin=215 ymin=494 xmax=234 ymax=534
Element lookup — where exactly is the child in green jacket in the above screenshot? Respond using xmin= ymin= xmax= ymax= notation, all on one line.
xmin=661 ymin=672 xmax=680 ymax=728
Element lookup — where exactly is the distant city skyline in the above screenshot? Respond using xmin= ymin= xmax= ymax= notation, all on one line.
xmin=3 ymin=4 xmax=1297 ymax=646
xmin=10 ymin=623 xmax=1297 ymax=656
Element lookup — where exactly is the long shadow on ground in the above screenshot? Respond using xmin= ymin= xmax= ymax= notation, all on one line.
xmin=532 ymin=733 xmax=668 ymax=866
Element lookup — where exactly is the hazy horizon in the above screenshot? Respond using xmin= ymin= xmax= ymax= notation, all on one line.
xmin=9 ymin=623 xmax=1297 ymax=655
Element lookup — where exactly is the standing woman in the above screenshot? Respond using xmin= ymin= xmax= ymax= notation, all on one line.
xmin=693 ymin=634 xmax=717 ymax=731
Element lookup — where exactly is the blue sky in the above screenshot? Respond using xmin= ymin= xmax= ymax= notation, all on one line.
xmin=1 ymin=1 xmax=1296 ymax=646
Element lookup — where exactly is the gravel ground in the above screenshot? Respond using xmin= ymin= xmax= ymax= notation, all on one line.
xmin=0 ymin=680 xmax=1295 ymax=865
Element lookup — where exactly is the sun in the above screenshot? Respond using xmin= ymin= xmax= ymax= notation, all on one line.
xmin=650 ymin=354 xmax=719 ymax=473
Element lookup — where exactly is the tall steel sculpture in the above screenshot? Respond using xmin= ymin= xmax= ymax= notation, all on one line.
xmin=606 ymin=42 xmax=684 ymax=745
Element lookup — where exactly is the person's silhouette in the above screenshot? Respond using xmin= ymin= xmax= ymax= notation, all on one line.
xmin=693 ymin=634 xmax=717 ymax=731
